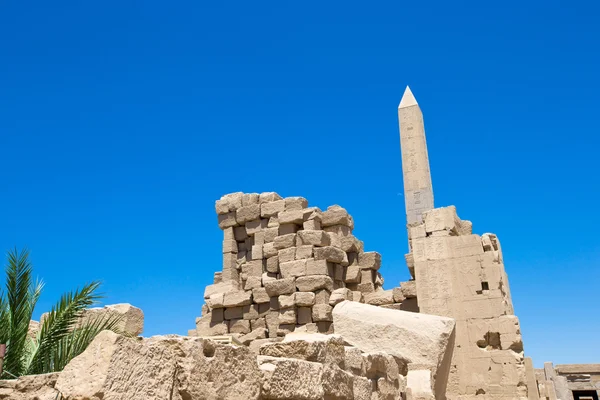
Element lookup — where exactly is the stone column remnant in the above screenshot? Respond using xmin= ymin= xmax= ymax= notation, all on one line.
xmin=398 ymin=86 xmax=434 ymax=225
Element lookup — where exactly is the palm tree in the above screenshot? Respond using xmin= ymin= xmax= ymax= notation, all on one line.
xmin=0 ymin=248 xmax=123 ymax=378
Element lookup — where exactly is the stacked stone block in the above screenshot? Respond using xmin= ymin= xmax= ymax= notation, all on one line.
xmin=194 ymin=192 xmax=405 ymax=343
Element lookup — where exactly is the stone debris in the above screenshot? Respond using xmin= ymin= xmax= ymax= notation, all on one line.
xmin=195 ymin=191 xmax=407 ymax=339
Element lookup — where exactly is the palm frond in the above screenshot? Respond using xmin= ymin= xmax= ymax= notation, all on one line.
xmin=0 ymin=290 xmax=9 ymax=344
xmin=2 ymin=248 xmax=37 ymax=378
xmin=47 ymin=312 xmax=125 ymax=373
xmin=26 ymin=281 xmax=102 ymax=375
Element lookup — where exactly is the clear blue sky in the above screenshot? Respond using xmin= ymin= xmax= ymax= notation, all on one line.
xmin=1 ymin=1 xmax=598 ymax=367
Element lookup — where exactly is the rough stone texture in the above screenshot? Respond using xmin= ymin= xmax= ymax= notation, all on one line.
xmin=56 ymin=331 xmax=262 ymax=400
xmin=332 ymin=301 xmax=455 ymax=381
xmin=0 ymin=373 xmax=60 ymax=400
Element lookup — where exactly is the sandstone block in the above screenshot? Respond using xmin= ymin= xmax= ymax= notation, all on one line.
xmin=315 ymin=289 xmax=331 ymax=304
xmin=284 ymin=197 xmax=308 ymax=211
xmin=333 ymin=301 xmax=455 ymax=374
xmin=259 ymin=192 xmax=282 ymax=203
xmin=278 ymin=293 xmax=296 ymax=309
xmin=352 ymin=291 xmax=363 ymax=303
xmin=278 ymin=247 xmax=296 ymax=263
xmin=279 ymin=223 xmax=299 ymax=235
xmin=343 ymin=265 xmax=361 ymax=283
xmin=261 ymin=199 xmax=285 ymax=217
xmin=262 ymin=242 xmax=278 ymax=258
xmin=268 ymin=216 xmax=279 ymax=227
xmin=250 ymin=245 xmax=263 ymax=260
xmin=57 ymin=331 xmax=262 ymax=400
xmin=252 ymin=288 xmax=270 ymax=304
xmin=297 ymin=230 xmax=331 ymax=246
xmin=423 ymin=206 xmax=459 ymax=234
xmin=303 ymin=219 xmax=321 ymax=230
xmin=251 ymin=317 xmax=266 ymax=331
xmin=229 ymin=318 xmax=251 ymax=334
xmin=277 ymin=324 xmax=296 ymax=336
xmin=297 ymin=307 xmax=312 ymax=324
xmin=357 ymin=282 xmax=375 ymax=293
xmin=329 ymin=288 xmax=352 ymax=306
xmin=407 ymin=369 xmax=435 ymax=400
xmin=243 ymin=276 xmax=262 ymax=291
xmin=361 ymin=269 xmax=374 ymax=283
xmin=264 ymin=227 xmax=279 ymax=243
xmin=223 ymin=291 xmax=252 ymax=308
xmin=364 ymin=290 xmax=395 ymax=306
xmin=358 ymin=251 xmax=381 ymax=270
xmin=265 ymin=311 xmax=279 ymax=338
xmin=217 ymin=211 xmax=238 ymax=229
xmin=264 ymin=278 xmax=296 ymax=296
xmin=393 ymin=287 xmax=406 ymax=303
xmin=203 ymin=281 xmax=238 ymax=299
xmin=239 ymin=328 xmax=267 ymax=345
xmin=260 ymin=332 xmax=345 ymax=366
xmin=242 ymin=193 xmax=259 ymax=206
xmin=278 ymin=210 xmax=305 ymax=225
xmin=296 ymin=275 xmax=334 ymax=292
xmin=295 ymin=245 xmax=314 ymax=260
xmin=224 ymin=306 xmax=243 ymax=320
xmin=280 ymin=259 xmax=307 ymax=278
xmin=266 ymin=255 xmax=279 ymax=274
xmin=258 ymin=356 xmax=324 ymax=399
xmin=196 ymin=314 xmax=228 ymax=336
xmin=322 ymin=364 xmax=354 ymax=399
xmin=306 ymin=258 xmax=333 ymax=275
xmin=312 ymin=304 xmax=333 ymax=322
xmin=236 ymin=204 xmax=260 ymax=224
xmin=279 ymin=308 xmax=297 ymax=324
xmin=273 ymin=233 xmax=297 ymax=249
xmin=314 ymin=246 xmax=347 ymax=264
xmin=340 ymin=236 xmax=362 ymax=252
xmin=353 ymin=376 xmax=373 ymax=400
xmin=233 ymin=226 xmax=248 ymax=241
xmin=241 ymin=260 xmax=263 ymax=278
xmin=295 ymin=292 xmax=316 ymax=307
xmin=243 ymin=304 xmax=260 ymax=320
xmin=245 ymin=218 xmax=268 ymax=235
xmin=207 ymin=293 xmax=225 ymax=309
xmin=317 ymin=321 xmax=334 ymax=334
xmin=322 ymin=205 xmax=353 ymax=228
xmin=401 ymin=280 xmax=418 ymax=298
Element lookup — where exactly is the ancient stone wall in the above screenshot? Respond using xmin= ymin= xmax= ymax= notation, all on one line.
xmin=194 ymin=192 xmax=412 ymax=344
xmin=408 ymin=205 xmax=529 ymax=399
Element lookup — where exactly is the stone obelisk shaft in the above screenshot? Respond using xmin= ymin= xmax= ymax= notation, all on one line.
xmin=398 ymin=86 xmax=434 ymax=225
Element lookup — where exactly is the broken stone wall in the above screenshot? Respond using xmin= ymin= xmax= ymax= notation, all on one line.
xmin=194 ymin=192 xmax=411 ymax=344
xmin=408 ymin=205 xmax=529 ymax=399
xmin=537 ymin=363 xmax=600 ymax=400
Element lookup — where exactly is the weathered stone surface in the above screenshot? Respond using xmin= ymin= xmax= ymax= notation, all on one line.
xmin=258 ymin=356 xmax=324 ymax=399
xmin=332 ymin=301 xmax=455 ymax=373
xmin=75 ymin=303 xmax=144 ymax=336
xmin=273 ymin=234 xmax=297 ymax=249
xmin=218 ymin=212 xmax=238 ymax=229
xmin=364 ymin=290 xmax=394 ymax=306
xmin=401 ymin=280 xmax=418 ymax=298
xmin=297 ymin=230 xmax=331 ymax=246
xmin=329 ymin=288 xmax=352 ymax=306
xmin=284 ymin=197 xmax=308 ymax=211
xmin=56 ymin=331 xmax=262 ymax=400
xmin=306 ymin=259 xmax=332 ymax=275
xmin=259 ymin=192 xmax=282 ymax=203
xmin=223 ymin=290 xmax=252 ymax=307
xmin=0 ymin=373 xmax=60 ymax=400
xmin=358 ymin=251 xmax=381 ymax=270
xmin=294 ymin=292 xmax=316 ymax=307
xmin=280 ymin=259 xmax=307 ymax=278
xmin=264 ymin=278 xmax=296 ymax=296
xmin=312 ymin=304 xmax=333 ymax=322
xmin=261 ymin=199 xmax=285 ymax=218
xmin=236 ymin=204 xmax=261 ymax=224
xmin=321 ymin=205 xmax=354 ymax=228
xmin=314 ymin=246 xmax=347 ymax=264
xmin=296 ymin=275 xmax=334 ymax=292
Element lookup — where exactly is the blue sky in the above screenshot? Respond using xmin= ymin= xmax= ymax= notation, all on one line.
xmin=0 ymin=1 xmax=598 ymax=367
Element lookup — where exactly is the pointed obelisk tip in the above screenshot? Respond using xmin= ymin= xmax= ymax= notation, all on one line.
xmin=398 ymin=86 xmax=418 ymax=109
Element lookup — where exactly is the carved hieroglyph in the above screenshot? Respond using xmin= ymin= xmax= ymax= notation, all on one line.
xmin=398 ymin=86 xmax=434 ymax=225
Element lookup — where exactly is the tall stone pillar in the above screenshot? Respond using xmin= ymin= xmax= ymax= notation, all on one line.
xmin=398 ymin=86 xmax=434 ymax=225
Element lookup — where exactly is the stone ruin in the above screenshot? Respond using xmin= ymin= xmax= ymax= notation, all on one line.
xmin=1 ymin=86 xmax=594 ymax=400
xmin=194 ymin=192 xmax=412 ymax=344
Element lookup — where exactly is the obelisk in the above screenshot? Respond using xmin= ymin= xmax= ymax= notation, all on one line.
xmin=398 ymin=86 xmax=434 ymax=225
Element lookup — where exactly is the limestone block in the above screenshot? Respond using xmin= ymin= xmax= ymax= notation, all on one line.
xmin=346 ymin=252 xmax=359 ymax=266
xmin=296 ymin=275 xmax=334 ymax=292
xmin=264 ymin=278 xmax=296 ymax=296
xmin=297 ymin=230 xmax=331 ymax=246
xmin=334 ymin=265 xmax=344 ymax=281
xmin=259 ymin=192 xmax=282 ymax=203
xmin=358 ymin=251 xmax=381 ymax=270
xmin=344 ymin=265 xmax=361 ymax=283
xmin=332 ymin=301 xmax=455 ymax=373
xmin=423 ymin=206 xmax=459 ymax=234
xmin=229 ymin=318 xmax=251 ymax=334
xmin=303 ymin=219 xmax=321 ymax=230
xmin=329 ymin=288 xmax=352 ymax=306
xmin=315 ymin=289 xmax=331 ymax=304
xmin=257 ymin=356 xmax=324 ymax=399
xmin=295 ymin=292 xmax=316 ymax=307
xmin=322 ymin=205 xmax=354 ymax=228
xmin=312 ymin=304 xmax=333 ymax=322
xmin=306 ymin=258 xmax=333 ymax=275
xmin=364 ymin=290 xmax=394 ymax=306
xmin=204 ymin=281 xmax=238 ymax=299
xmin=266 ymin=255 xmax=279 ymax=273
xmin=273 ymin=233 xmax=297 ymax=249
xmin=314 ymin=246 xmax=347 ymax=264
xmin=297 ymin=307 xmax=312 ymax=324
xmin=401 ymin=280 xmax=418 ymax=298
xmin=262 ymin=272 xmax=276 ymax=285
xmin=284 ymin=196 xmax=308 ymax=211
xmin=280 ymin=259 xmax=307 ymax=278
xmin=261 ymin=199 xmax=285 ymax=217
xmin=295 ymin=245 xmax=314 ymax=260
xmin=279 ymin=223 xmax=299 ymax=235
xmin=279 ymin=308 xmax=297 ymax=324
xmin=236 ymin=204 xmax=260 ymax=224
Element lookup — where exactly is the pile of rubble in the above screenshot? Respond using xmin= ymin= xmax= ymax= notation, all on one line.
xmin=195 ymin=192 xmax=416 ymax=344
